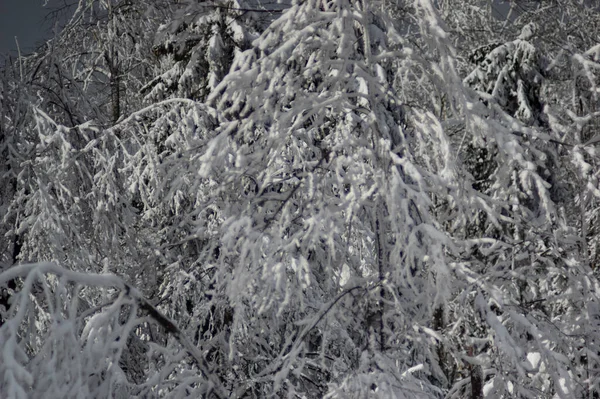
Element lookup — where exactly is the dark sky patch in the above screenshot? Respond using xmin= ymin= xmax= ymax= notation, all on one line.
xmin=0 ymin=0 xmax=66 ymax=60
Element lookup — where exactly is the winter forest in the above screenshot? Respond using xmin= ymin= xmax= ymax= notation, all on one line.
xmin=4 ymin=0 xmax=600 ymax=397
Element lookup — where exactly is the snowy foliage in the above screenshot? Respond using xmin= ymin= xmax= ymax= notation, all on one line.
xmin=3 ymin=0 xmax=600 ymax=398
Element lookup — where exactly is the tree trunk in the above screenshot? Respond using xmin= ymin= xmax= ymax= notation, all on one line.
xmin=106 ymin=4 xmax=120 ymax=124
xmin=470 ymin=349 xmax=484 ymax=399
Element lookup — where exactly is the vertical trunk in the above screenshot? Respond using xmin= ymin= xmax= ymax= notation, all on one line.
xmin=468 ymin=346 xmax=484 ymax=399
xmin=110 ymin=57 xmax=120 ymax=124
xmin=375 ymin=205 xmax=386 ymax=352
xmin=433 ymin=305 xmax=450 ymax=387
xmin=471 ymin=363 xmax=484 ymax=399
xmin=106 ymin=4 xmax=120 ymax=124
xmin=106 ymin=38 xmax=120 ymax=124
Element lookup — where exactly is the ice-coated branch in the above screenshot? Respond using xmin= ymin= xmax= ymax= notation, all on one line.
xmin=0 ymin=262 xmax=227 ymax=398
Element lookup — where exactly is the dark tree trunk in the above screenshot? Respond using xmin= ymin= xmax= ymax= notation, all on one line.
xmin=433 ymin=305 xmax=450 ymax=387
xmin=106 ymin=49 xmax=120 ymax=124
xmin=470 ymin=357 xmax=484 ymax=399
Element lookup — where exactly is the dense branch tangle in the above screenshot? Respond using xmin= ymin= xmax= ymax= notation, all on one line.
xmin=0 ymin=262 xmax=227 ymax=398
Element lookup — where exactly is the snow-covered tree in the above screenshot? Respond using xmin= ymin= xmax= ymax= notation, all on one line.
xmin=4 ymin=0 xmax=600 ymax=398
xmin=142 ymin=0 xmax=276 ymax=102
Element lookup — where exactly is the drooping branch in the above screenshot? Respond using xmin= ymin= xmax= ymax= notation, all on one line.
xmin=0 ymin=262 xmax=227 ymax=398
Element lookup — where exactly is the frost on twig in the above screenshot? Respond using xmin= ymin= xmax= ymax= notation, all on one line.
xmin=0 ymin=262 xmax=225 ymax=399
